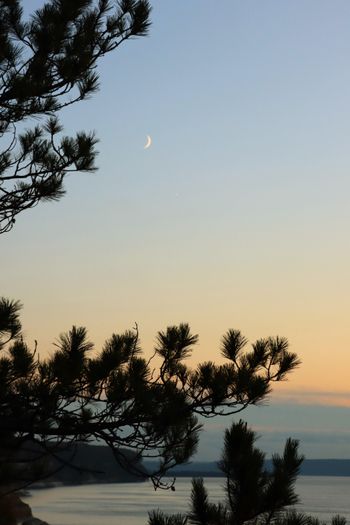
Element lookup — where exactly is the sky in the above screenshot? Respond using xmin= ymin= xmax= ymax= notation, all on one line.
xmin=1 ymin=0 xmax=350 ymax=459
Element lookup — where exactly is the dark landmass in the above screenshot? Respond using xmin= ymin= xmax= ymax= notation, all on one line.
xmin=298 ymin=459 xmax=350 ymax=477
xmin=48 ymin=444 xmax=147 ymax=485
xmin=145 ymin=460 xmax=350 ymax=478
xmin=22 ymin=443 xmax=147 ymax=488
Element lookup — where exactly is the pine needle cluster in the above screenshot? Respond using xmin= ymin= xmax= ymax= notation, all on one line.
xmin=0 ymin=0 xmax=151 ymax=233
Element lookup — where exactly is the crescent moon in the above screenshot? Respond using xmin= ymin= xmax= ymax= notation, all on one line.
xmin=144 ymin=135 xmax=152 ymax=149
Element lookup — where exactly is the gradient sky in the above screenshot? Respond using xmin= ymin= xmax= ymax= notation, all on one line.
xmin=2 ymin=1 xmax=350 ymax=458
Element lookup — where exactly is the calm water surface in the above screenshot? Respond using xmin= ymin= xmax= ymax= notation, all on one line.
xmin=24 ymin=477 xmax=350 ymax=525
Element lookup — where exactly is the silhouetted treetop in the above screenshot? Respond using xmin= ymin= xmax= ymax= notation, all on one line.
xmin=149 ymin=419 xmax=346 ymax=525
xmin=149 ymin=421 xmax=305 ymax=525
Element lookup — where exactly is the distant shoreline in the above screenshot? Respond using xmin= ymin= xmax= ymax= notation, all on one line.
xmin=159 ymin=459 xmax=350 ymax=479
xmin=24 ymin=458 xmax=350 ymax=492
xmin=169 ymin=472 xmax=350 ymax=478
xmin=24 ymin=465 xmax=350 ymax=494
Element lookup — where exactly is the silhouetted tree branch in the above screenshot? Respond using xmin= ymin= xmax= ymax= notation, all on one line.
xmin=0 ymin=0 xmax=151 ymax=233
xmin=0 ymin=297 xmax=300 ymax=492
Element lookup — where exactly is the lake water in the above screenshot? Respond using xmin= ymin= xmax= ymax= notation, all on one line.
xmin=24 ymin=477 xmax=350 ymax=524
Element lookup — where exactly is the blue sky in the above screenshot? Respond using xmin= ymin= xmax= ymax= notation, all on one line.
xmin=2 ymin=1 xmax=350 ymax=459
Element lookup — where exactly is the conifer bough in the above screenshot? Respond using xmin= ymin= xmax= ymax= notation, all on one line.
xmin=0 ymin=0 xmax=151 ymax=234
xmin=0 ymin=298 xmax=300 ymax=490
